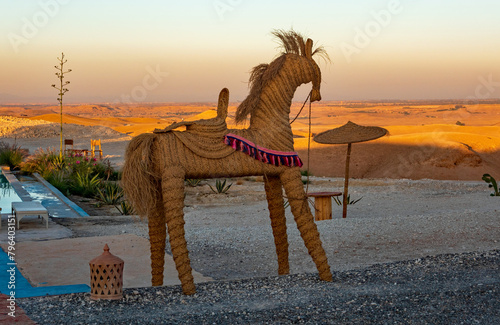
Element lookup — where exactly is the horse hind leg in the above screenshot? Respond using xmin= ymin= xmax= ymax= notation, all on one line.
xmin=264 ymin=175 xmax=289 ymax=275
xmin=280 ymin=168 xmax=332 ymax=281
xmin=148 ymin=187 xmax=167 ymax=287
xmin=162 ymin=167 xmax=196 ymax=295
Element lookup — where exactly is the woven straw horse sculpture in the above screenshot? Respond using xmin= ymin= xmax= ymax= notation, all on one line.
xmin=122 ymin=30 xmax=332 ymax=295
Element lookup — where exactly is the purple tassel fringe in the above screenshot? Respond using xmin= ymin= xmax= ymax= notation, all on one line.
xmin=224 ymin=133 xmax=303 ymax=168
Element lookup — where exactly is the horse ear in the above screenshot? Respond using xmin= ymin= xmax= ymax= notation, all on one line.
xmin=305 ymin=38 xmax=313 ymax=59
xmin=217 ymin=88 xmax=229 ymax=119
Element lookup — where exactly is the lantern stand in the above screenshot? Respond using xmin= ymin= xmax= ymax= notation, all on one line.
xmin=89 ymin=244 xmax=124 ymax=300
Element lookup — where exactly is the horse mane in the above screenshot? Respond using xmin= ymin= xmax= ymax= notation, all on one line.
xmin=235 ymin=30 xmax=328 ymax=124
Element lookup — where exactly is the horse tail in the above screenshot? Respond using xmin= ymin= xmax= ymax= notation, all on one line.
xmin=121 ymin=133 xmax=161 ymax=219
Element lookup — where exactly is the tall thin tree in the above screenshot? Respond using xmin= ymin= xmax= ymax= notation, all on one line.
xmin=51 ymin=52 xmax=71 ymax=157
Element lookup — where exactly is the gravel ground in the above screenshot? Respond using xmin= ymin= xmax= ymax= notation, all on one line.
xmin=18 ymin=177 xmax=500 ymax=324
xmin=18 ymin=250 xmax=500 ymax=324
xmin=55 ymin=178 xmax=499 ymax=280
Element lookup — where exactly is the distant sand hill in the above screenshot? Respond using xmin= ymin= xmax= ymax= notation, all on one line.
xmin=0 ymin=101 xmax=499 ymax=181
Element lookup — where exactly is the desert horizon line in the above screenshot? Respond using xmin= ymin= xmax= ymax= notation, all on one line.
xmin=2 ymin=98 xmax=500 ymax=107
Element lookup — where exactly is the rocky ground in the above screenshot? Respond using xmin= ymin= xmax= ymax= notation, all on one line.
xmin=0 ymin=116 xmax=123 ymax=139
xmin=17 ymin=250 xmax=500 ymax=324
xmin=51 ymin=177 xmax=500 ymax=280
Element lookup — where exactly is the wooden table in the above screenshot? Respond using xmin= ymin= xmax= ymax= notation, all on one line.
xmin=307 ymin=192 xmax=342 ymax=221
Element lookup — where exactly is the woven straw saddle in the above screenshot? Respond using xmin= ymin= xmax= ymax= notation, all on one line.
xmin=152 ymin=88 xmax=234 ymax=159
xmin=122 ymin=30 xmax=332 ymax=295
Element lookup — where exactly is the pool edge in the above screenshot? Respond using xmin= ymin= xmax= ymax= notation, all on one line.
xmin=0 ymin=166 xmax=89 ymax=218
xmin=1 ymin=166 xmax=31 ymax=202
xmin=32 ymin=173 xmax=89 ymax=217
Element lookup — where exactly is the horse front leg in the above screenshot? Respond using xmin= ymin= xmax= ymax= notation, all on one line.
xmin=162 ymin=167 xmax=196 ymax=295
xmin=279 ymin=168 xmax=332 ymax=281
xmin=264 ymin=175 xmax=289 ymax=275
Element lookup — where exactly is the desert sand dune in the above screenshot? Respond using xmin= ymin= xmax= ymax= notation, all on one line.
xmin=1 ymin=102 xmax=499 ymax=181
xmin=27 ymin=114 xmax=174 ymax=137
xmin=296 ymin=138 xmax=499 ymax=181
xmin=186 ymin=109 xmax=218 ymax=121
xmin=29 ymin=114 xmax=114 ymax=127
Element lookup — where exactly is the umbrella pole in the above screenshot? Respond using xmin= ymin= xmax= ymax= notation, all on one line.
xmin=343 ymin=143 xmax=352 ymax=218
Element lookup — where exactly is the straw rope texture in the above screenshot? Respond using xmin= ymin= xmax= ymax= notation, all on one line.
xmin=121 ymin=30 xmax=332 ymax=294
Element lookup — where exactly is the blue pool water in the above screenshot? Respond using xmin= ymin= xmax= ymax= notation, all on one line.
xmin=0 ymin=174 xmax=22 ymax=213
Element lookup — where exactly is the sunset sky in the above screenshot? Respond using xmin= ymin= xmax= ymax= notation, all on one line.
xmin=1 ymin=0 xmax=499 ymax=104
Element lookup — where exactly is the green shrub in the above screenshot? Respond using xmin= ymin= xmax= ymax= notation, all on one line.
xmin=300 ymin=170 xmax=311 ymax=177
xmin=66 ymin=154 xmax=100 ymax=177
xmin=21 ymin=148 xmax=119 ymax=198
xmin=300 ymin=169 xmax=312 ymax=184
xmin=46 ymin=170 xmax=70 ymax=194
xmin=0 ymin=142 xmax=27 ymax=169
xmin=88 ymin=158 xmax=116 ymax=180
xmin=21 ymin=148 xmax=61 ymax=175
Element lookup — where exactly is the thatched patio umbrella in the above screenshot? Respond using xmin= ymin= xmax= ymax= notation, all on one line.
xmin=314 ymin=121 xmax=388 ymax=218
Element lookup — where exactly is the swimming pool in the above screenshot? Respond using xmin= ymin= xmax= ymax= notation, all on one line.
xmin=0 ymin=173 xmax=22 ymax=213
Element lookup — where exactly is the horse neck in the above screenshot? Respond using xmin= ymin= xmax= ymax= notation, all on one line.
xmin=247 ymin=57 xmax=310 ymax=151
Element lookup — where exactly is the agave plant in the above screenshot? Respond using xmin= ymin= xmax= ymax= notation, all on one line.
xmin=482 ymin=174 xmax=499 ymax=196
xmin=73 ymin=172 xmax=100 ymax=197
xmin=209 ymin=179 xmax=232 ymax=194
xmin=333 ymin=194 xmax=363 ymax=206
xmin=300 ymin=169 xmax=312 ymax=185
xmin=97 ymin=182 xmax=123 ymax=205
xmin=115 ymin=200 xmax=136 ymax=215
xmin=185 ymin=178 xmax=202 ymax=187
xmin=46 ymin=170 xmax=70 ymax=194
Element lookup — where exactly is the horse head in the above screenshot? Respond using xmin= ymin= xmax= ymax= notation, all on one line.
xmin=304 ymin=38 xmax=323 ymax=102
xmin=235 ymin=30 xmax=328 ymax=123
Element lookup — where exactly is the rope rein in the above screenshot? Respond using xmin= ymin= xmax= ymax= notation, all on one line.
xmin=289 ymin=91 xmax=311 ymax=125
xmin=288 ymin=91 xmax=313 ymax=197
xmin=306 ymin=95 xmax=312 ymax=194
xmin=280 ymin=90 xmax=315 ymax=210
